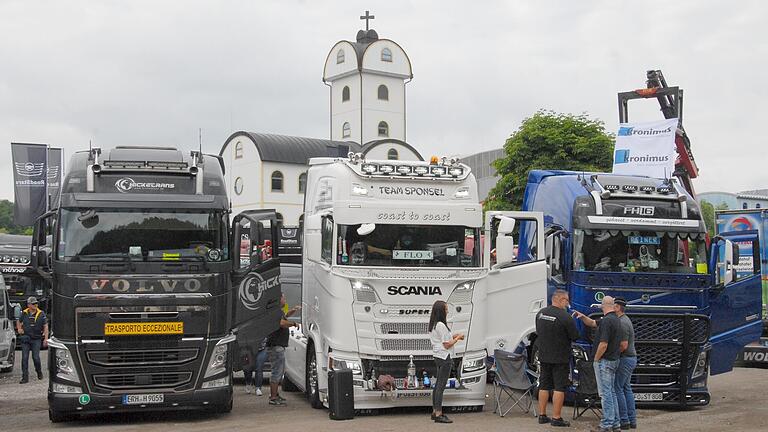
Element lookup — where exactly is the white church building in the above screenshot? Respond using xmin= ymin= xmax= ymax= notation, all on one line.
xmin=221 ymin=16 xmax=423 ymax=225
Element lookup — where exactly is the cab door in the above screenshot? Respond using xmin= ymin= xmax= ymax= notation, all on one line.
xmin=708 ymin=231 xmax=763 ymax=374
xmin=480 ymin=211 xmax=547 ymax=353
xmin=231 ymin=210 xmax=283 ymax=358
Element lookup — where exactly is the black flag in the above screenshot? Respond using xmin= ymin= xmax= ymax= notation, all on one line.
xmin=11 ymin=142 xmax=48 ymax=226
xmin=47 ymin=147 xmax=63 ymax=208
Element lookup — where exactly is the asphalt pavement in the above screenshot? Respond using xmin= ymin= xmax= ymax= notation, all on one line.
xmin=1 ymin=351 xmax=766 ymax=431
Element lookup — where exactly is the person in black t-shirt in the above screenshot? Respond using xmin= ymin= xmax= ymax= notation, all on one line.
xmin=574 ymin=296 xmax=622 ymax=432
xmin=267 ymin=294 xmax=299 ymax=406
xmin=535 ymin=289 xmax=579 ymax=427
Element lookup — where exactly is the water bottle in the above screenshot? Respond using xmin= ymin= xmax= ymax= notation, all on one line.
xmin=407 ymin=355 xmax=416 ymax=388
xmin=423 ymin=371 xmax=431 ymax=388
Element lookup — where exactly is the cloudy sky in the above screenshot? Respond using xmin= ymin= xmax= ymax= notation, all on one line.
xmin=1 ymin=0 xmax=766 ymax=201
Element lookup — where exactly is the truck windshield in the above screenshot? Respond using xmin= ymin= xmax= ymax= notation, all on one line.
xmin=57 ymin=209 xmax=228 ymax=262
xmin=573 ymin=229 xmax=708 ymax=274
xmin=336 ymin=224 xmax=481 ymax=267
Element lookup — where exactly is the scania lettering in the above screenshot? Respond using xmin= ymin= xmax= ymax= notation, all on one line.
xmin=521 ymin=171 xmax=762 ymax=407
xmin=283 ymin=154 xmax=547 ymax=411
xmin=32 ymin=146 xmax=283 ymax=422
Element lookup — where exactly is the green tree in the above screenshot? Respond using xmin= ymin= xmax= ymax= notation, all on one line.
xmin=0 ymin=199 xmax=33 ymax=234
xmin=700 ymin=200 xmax=716 ymax=238
xmin=485 ymin=110 xmax=615 ymax=211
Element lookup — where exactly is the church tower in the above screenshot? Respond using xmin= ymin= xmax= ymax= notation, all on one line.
xmin=323 ymin=12 xmax=413 ymax=148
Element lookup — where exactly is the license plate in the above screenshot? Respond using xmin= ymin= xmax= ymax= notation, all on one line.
xmin=396 ymin=391 xmax=432 ymax=399
xmin=634 ymin=392 xmax=663 ymax=401
xmin=104 ymin=322 xmax=183 ymax=336
xmin=122 ymin=393 xmax=164 ymax=405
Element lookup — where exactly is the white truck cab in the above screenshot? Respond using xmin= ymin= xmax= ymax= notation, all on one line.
xmin=284 ymin=154 xmax=546 ymax=411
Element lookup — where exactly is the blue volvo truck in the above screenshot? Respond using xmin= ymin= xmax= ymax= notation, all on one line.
xmin=520 ymin=170 xmax=763 ymax=407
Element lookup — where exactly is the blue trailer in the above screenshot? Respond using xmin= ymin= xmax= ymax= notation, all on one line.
xmin=519 ymin=170 xmax=763 ymax=407
xmin=716 ymin=209 xmax=768 ymax=364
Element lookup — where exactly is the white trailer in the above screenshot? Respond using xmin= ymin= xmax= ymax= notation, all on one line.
xmin=284 ymin=154 xmax=547 ymax=410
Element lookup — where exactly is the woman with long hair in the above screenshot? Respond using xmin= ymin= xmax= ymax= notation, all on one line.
xmin=429 ymin=300 xmax=464 ymax=424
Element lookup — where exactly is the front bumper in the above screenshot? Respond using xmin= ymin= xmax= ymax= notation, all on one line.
xmin=48 ymin=386 xmax=232 ymax=416
xmin=335 ymin=375 xmax=486 ymax=410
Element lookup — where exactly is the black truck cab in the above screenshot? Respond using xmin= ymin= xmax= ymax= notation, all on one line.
xmin=33 ymin=146 xmax=282 ymax=422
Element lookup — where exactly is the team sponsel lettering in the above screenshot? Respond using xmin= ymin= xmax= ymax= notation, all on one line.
xmin=387 ymin=286 xmax=442 ymax=295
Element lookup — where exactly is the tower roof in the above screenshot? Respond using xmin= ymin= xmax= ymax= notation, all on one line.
xmin=221 ymin=132 xmax=361 ymax=165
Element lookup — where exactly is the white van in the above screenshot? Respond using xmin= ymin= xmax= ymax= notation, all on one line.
xmin=0 ymin=275 xmax=19 ymax=372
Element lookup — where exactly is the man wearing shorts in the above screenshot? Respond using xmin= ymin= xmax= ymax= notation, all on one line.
xmin=267 ymin=295 xmax=299 ymax=406
xmin=535 ymin=289 xmax=580 ymax=427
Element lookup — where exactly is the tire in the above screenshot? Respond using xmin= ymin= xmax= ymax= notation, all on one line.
xmin=49 ymin=409 xmax=75 ymax=423
xmin=306 ymin=343 xmax=323 ymax=409
xmin=0 ymin=344 xmax=14 ymax=373
xmin=282 ymin=376 xmax=299 ymax=392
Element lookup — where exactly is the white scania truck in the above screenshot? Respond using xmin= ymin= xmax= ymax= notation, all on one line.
xmin=283 ymin=154 xmax=547 ymax=411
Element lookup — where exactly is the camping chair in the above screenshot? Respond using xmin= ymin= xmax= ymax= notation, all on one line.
xmin=573 ymin=359 xmax=602 ymax=420
xmin=492 ymin=349 xmax=538 ymax=418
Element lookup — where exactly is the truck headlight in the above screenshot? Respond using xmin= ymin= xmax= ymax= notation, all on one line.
xmin=448 ymin=281 xmax=474 ymax=304
xmin=331 ymin=358 xmax=362 ymax=375
xmin=463 ymin=356 xmax=485 ymax=373
xmin=204 ymin=336 xmax=233 ymax=379
xmin=53 ymin=346 xmax=80 ymax=384
xmin=351 ymin=281 xmax=379 ymax=303
xmin=692 ymin=350 xmax=708 ymax=379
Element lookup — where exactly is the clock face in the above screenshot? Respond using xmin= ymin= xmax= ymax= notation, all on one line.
xmin=234 ymin=176 xmax=244 ymax=195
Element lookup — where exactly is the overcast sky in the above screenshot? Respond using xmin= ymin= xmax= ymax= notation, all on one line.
xmin=1 ymin=0 xmax=766 ymax=201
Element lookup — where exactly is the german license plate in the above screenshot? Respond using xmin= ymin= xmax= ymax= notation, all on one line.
xmin=396 ymin=391 xmax=432 ymax=398
xmin=122 ymin=393 xmax=164 ymax=405
xmin=104 ymin=322 xmax=183 ymax=336
xmin=634 ymin=392 xmax=663 ymax=401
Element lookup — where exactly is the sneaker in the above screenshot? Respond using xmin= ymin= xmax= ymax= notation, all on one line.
xmin=255 ymin=388 xmax=263 ymax=396
xmin=630 ymin=424 xmax=637 ymax=430
xmin=19 ymin=377 xmax=29 ymax=384
xmin=538 ymin=415 xmax=551 ymax=424
xmin=269 ymin=398 xmax=286 ymax=407
xmin=245 ymin=384 xmax=251 ymax=394
xmin=434 ymin=415 xmax=453 ymax=424
xmin=613 ymin=427 xmax=621 ymax=432
xmin=276 ymin=395 xmax=286 ymax=402
xmin=551 ymin=417 xmax=571 ymax=427
xmin=37 ymin=371 xmax=44 ymax=380
xmin=621 ymin=424 xmax=631 ymax=430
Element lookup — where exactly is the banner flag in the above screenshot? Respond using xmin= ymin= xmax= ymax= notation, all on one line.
xmin=11 ymin=143 xmax=48 ymax=226
xmin=612 ymin=118 xmax=678 ymax=178
xmin=47 ymin=147 xmax=63 ymax=208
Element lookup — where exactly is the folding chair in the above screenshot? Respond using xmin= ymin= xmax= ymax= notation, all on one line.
xmin=492 ymin=349 xmax=538 ymax=418
xmin=573 ymin=359 xmax=602 ymax=420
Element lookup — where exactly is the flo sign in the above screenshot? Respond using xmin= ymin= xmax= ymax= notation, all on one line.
xmin=612 ymin=118 xmax=677 ymax=178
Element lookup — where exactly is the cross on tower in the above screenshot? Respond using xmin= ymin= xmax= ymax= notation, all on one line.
xmin=360 ymin=10 xmax=375 ymax=31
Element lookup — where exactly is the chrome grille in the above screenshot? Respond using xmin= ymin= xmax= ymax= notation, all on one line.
xmin=636 ymin=345 xmax=697 ymax=368
xmin=93 ymin=372 xmax=192 ymax=389
xmin=87 ymin=349 xmax=198 ymax=367
xmin=378 ymin=338 xmax=431 ymax=351
xmin=378 ymin=322 xmax=429 ymax=335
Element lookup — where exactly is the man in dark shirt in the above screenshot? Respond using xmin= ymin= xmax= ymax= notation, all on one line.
xmin=613 ymin=297 xmax=637 ymax=430
xmin=16 ymin=296 xmax=48 ymax=384
xmin=574 ymin=296 xmax=622 ymax=432
xmin=267 ymin=294 xmax=299 ymax=406
xmin=535 ymin=289 xmax=580 ymax=427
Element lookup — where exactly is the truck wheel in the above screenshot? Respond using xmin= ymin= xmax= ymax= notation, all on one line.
xmin=306 ymin=345 xmax=323 ymax=409
xmin=0 ymin=345 xmax=14 ymax=373
xmin=282 ymin=376 xmax=299 ymax=392
xmin=49 ymin=409 xmax=75 ymax=423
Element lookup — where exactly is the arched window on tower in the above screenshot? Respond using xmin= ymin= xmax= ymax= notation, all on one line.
xmin=342 ymin=122 xmax=351 ymax=138
xmin=387 ymin=148 xmax=399 ymax=160
xmin=234 ymin=141 xmax=243 ymax=159
xmin=298 ymin=172 xmax=307 ymax=193
xmin=337 ymin=49 xmax=345 ymax=64
xmin=378 ymin=84 xmax=389 ymax=101
xmin=381 ymin=48 xmax=392 ymax=62
xmin=271 ymin=171 xmax=284 ymax=192
xmin=743 ymin=202 xmax=749 ymax=209
xmin=378 ymin=121 xmax=389 ymax=137
xmin=342 ymin=86 xmax=350 ymax=102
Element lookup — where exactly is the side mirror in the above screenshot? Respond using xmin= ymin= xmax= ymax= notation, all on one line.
xmin=357 ymin=223 xmax=376 ymax=236
xmin=496 ymin=235 xmax=516 ymax=265
xmin=721 ymin=239 xmax=735 ymax=285
xmin=12 ymin=304 xmax=21 ymax=320
xmin=37 ymin=250 xmax=49 ymax=268
xmin=497 ymin=216 xmax=516 ymax=234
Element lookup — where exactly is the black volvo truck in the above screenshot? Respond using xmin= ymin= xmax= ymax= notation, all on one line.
xmin=32 ymin=146 xmax=282 ymax=422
